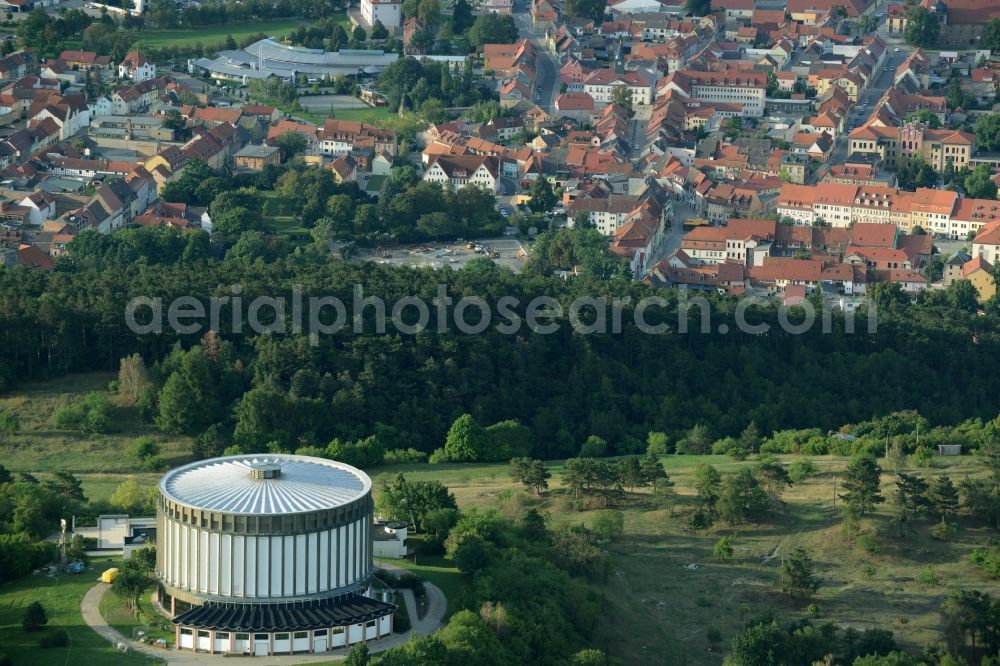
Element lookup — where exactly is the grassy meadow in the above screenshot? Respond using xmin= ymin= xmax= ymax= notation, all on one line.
xmin=370 ymin=455 xmax=1000 ymax=665
xmin=0 ymin=556 xmax=156 ymax=665
xmin=0 ymin=373 xmax=192 ymax=475
xmin=134 ymin=19 xmax=305 ymax=49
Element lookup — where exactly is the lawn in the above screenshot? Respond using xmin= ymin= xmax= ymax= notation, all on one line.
xmin=261 ymin=192 xmax=311 ymax=241
xmin=0 ymin=556 xmax=153 ymax=665
xmin=80 ymin=473 xmax=161 ymax=504
xmin=100 ymin=586 xmax=175 ymax=647
xmin=378 ymin=536 xmax=466 ymax=620
xmin=0 ymin=373 xmax=192 ymax=473
xmin=332 ymin=107 xmax=397 ymax=124
xmin=134 ymin=19 xmax=305 ymax=49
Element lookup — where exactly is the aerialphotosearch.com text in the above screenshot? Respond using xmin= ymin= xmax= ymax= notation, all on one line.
xmin=125 ymin=283 xmax=878 ymax=344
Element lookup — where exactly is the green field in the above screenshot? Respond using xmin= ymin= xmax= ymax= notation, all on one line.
xmin=100 ymin=587 xmax=175 ymax=647
xmin=0 ymin=557 xmax=155 ymax=666
xmin=0 ymin=373 xmax=192 ymax=474
xmin=134 ymin=19 xmax=305 ymax=49
xmin=332 ymin=106 xmax=397 ymax=123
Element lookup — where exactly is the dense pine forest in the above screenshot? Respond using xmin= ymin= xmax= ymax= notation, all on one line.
xmin=0 ymin=226 xmax=996 ymax=459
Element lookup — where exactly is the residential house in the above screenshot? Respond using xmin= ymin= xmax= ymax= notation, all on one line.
xmin=41 ymin=60 xmax=80 ymax=85
xmin=111 ymin=78 xmax=170 ymax=115
xmin=555 ymin=92 xmax=595 ymax=122
xmin=961 ymin=256 xmax=996 ymax=302
xmin=329 ymin=154 xmax=358 ymax=183
xmin=423 ymin=155 xmax=500 ymax=193
xmin=58 ymin=50 xmax=112 ymax=71
xmin=267 ymin=120 xmax=320 ymax=156
xmin=118 ymin=50 xmax=156 ymax=83
xmin=0 ymin=51 xmax=35 ymax=83
xmin=372 ymin=151 xmax=394 ymax=176
xmin=943 ymin=250 xmax=971 ymax=286
xmin=88 ymin=95 xmax=113 ymax=116
xmin=28 ymin=93 xmax=89 ymax=139
xmin=973 ymin=221 xmax=1000 ymax=264
xmin=317 ymin=119 xmax=397 ymax=156
xmin=18 ymin=190 xmax=55 ymax=225
xmin=234 ymin=144 xmax=281 ymax=171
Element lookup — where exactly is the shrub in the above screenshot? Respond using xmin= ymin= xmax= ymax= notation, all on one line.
xmin=711 ymin=437 xmax=739 ymax=455
xmin=800 ymin=437 xmax=830 ymax=456
xmin=688 ymin=510 xmax=713 ymax=531
xmin=970 ymin=543 xmax=1000 ymax=577
xmin=706 ymin=627 xmax=722 ymax=645
xmin=591 ymin=510 xmax=625 ymax=542
xmin=713 ymin=536 xmax=734 ymax=560
xmin=39 ymin=629 xmax=69 ymax=648
xmin=930 ymin=521 xmax=957 ymax=542
xmin=913 ymin=445 xmax=935 ymax=468
xmin=0 ymin=411 xmax=18 ymax=432
xmin=51 ymin=392 xmax=113 ymax=434
xmin=916 ymin=566 xmax=940 ymax=586
xmin=761 ymin=428 xmax=824 ymax=454
xmin=127 ymin=436 xmax=161 ymax=464
xmin=51 ymin=404 xmax=85 ymax=430
xmin=807 ymin=603 xmax=820 ymax=618
xmin=428 ymin=448 xmax=449 ymax=464
xmin=383 ymin=448 xmax=428 ymax=465
xmin=396 ymin=573 xmax=425 ymax=597
xmin=856 ymin=533 xmax=880 ymax=555
xmin=392 ymin=605 xmax=411 ymax=632
xmin=788 ymin=459 xmax=818 ymax=482
xmin=579 ymin=436 xmax=607 ymax=458
xmin=22 ymin=601 xmax=47 ymax=632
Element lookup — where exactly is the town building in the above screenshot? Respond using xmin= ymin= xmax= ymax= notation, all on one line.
xmin=848 ymin=120 xmax=974 ymax=172
xmin=234 ymin=144 xmax=281 ymax=171
xmin=360 ymin=0 xmax=402 ymax=30
xmin=119 ymin=50 xmax=157 ymax=83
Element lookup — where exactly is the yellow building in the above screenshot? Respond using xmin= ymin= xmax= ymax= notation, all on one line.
xmin=962 ymin=256 xmax=996 ymax=302
xmin=849 ymin=121 xmax=974 ymax=172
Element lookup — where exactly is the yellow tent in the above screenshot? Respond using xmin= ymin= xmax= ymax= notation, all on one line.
xmin=100 ymin=568 xmax=119 ymax=584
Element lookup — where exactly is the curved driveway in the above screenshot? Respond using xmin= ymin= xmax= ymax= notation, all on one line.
xmin=80 ymin=570 xmax=447 ymax=664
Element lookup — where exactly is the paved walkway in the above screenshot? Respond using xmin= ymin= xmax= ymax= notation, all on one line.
xmin=79 ymin=566 xmax=447 ymax=664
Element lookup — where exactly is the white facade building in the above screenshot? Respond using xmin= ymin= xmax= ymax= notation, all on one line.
xmin=361 ymin=0 xmax=401 ymax=30
xmin=119 ymin=50 xmax=156 ymax=83
xmin=158 ymin=455 xmax=396 ymax=657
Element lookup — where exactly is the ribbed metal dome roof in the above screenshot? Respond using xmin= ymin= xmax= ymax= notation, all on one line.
xmin=160 ymin=455 xmax=371 ymax=515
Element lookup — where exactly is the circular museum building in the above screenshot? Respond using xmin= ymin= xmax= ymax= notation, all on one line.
xmin=157 ymin=454 xmax=396 ymax=656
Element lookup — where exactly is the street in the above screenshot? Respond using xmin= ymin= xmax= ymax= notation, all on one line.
xmin=512 ymin=9 xmax=560 ymax=114
xmin=821 ymin=45 xmax=914 ymax=175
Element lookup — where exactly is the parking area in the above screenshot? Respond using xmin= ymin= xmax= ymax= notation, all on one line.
xmin=357 ymin=238 xmax=528 ymax=273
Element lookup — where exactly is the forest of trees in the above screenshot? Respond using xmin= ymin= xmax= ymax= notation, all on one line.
xmin=0 ymin=229 xmax=999 ymax=459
